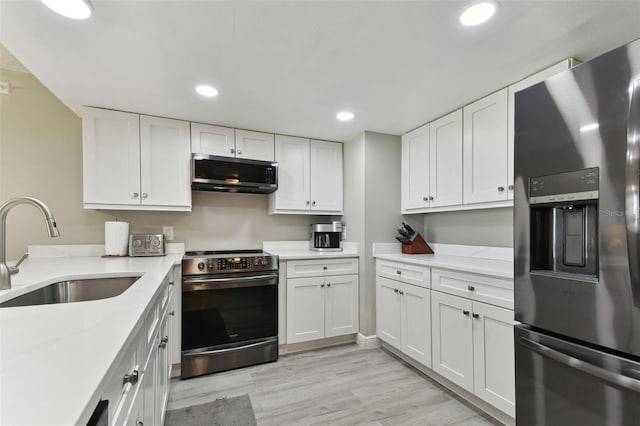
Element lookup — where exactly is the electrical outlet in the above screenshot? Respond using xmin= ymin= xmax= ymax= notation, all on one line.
xmin=162 ymin=226 xmax=174 ymax=241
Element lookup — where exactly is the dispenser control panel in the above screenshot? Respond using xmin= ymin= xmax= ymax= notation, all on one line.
xmin=529 ymin=167 xmax=599 ymax=204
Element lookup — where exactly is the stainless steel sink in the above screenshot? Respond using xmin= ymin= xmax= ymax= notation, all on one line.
xmin=0 ymin=276 xmax=140 ymax=308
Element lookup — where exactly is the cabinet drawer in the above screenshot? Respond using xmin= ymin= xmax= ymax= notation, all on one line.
xmin=431 ymin=268 xmax=513 ymax=309
xmin=287 ymin=258 xmax=358 ymax=278
xmin=377 ymin=260 xmax=431 ymax=288
xmin=104 ymin=330 xmax=142 ymax=423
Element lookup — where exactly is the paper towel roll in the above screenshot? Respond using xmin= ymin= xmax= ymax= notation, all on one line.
xmin=105 ymin=221 xmax=129 ymax=256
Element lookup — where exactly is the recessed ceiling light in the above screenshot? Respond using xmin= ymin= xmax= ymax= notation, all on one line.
xmin=195 ymin=85 xmax=219 ymax=97
xmin=41 ymin=0 xmax=93 ymax=20
xmin=459 ymin=1 xmax=497 ymax=27
xmin=337 ymin=111 xmax=354 ymax=121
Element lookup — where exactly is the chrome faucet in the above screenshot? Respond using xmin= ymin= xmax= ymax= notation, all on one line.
xmin=0 ymin=197 xmax=60 ymax=290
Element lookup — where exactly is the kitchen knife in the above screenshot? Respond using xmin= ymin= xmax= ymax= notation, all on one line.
xmin=395 ymin=236 xmax=411 ymax=244
xmin=397 ymin=228 xmax=410 ymax=238
xmin=402 ymin=222 xmax=416 ymax=237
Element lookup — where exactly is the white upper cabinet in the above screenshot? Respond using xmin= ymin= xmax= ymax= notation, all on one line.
xmin=507 ymin=59 xmax=577 ymax=199
xmin=269 ymin=136 xmax=343 ymax=215
xmin=83 ymin=108 xmax=140 ymax=206
xmin=191 ymin=123 xmax=274 ymax=161
xmin=463 ymin=88 xmax=509 ymax=204
xmin=190 ymin=123 xmax=235 ymax=156
xmin=140 ymin=115 xmax=191 ymax=208
xmin=429 ymin=109 xmax=463 ymax=208
xmin=401 ymin=124 xmax=430 ymax=211
xmin=82 ymin=107 xmax=191 ymax=211
xmin=234 ymin=129 xmax=275 ymax=161
xmin=401 ymin=110 xmax=462 ymax=213
xmin=310 ymin=139 xmax=343 ymax=213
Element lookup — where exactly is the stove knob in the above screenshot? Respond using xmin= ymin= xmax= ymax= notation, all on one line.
xmin=254 ymin=258 xmax=260 ymax=266
xmin=261 ymin=258 xmax=268 ymax=266
xmin=197 ymin=262 xmax=205 ymax=271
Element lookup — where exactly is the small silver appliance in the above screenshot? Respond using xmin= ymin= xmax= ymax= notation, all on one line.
xmin=310 ymin=222 xmax=343 ymax=252
xmin=129 ymin=233 xmax=166 ymax=257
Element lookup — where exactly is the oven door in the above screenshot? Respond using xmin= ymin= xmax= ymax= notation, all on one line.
xmin=182 ymin=271 xmax=278 ymax=351
xmin=515 ymin=325 xmax=640 ymax=425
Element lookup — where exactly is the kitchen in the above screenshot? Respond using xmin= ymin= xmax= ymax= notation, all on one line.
xmin=1 ymin=1 xmax=640 ymax=425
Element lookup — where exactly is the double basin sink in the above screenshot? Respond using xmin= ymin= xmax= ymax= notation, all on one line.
xmin=0 ymin=276 xmax=140 ymax=308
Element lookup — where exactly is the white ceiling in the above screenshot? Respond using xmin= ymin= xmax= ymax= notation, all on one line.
xmin=1 ymin=0 xmax=639 ymax=142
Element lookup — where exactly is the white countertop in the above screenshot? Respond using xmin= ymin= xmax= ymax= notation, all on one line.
xmin=0 ymin=247 xmax=183 ymax=425
xmin=263 ymin=241 xmax=359 ymax=260
xmin=373 ymin=243 xmax=513 ymax=279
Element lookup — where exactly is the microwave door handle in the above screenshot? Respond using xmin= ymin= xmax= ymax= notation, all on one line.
xmin=626 ymin=77 xmax=640 ymax=307
xmin=519 ymin=337 xmax=640 ymax=393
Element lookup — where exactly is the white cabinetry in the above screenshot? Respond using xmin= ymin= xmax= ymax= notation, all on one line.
xmin=431 ymin=268 xmax=515 ymax=417
xmin=401 ymin=110 xmax=463 ymax=213
xmin=286 ymin=258 xmax=358 ymax=343
xmin=507 ymin=59 xmax=577 ymax=199
xmin=463 ymin=89 xmax=509 ymax=204
xmin=269 ymin=136 xmax=343 ymax=215
xmin=190 ymin=124 xmax=275 ymax=161
xmin=376 ymin=260 xmax=431 ymax=367
xmin=82 ymin=107 xmax=191 ymax=211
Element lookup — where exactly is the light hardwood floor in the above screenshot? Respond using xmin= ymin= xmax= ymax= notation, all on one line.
xmin=168 ymin=344 xmax=500 ymax=426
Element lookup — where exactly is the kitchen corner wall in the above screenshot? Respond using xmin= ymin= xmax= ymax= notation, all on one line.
xmin=343 ymin=131 xmax=408 ymax=336
xmin=0 ymin=66 xmax=318 ymax=261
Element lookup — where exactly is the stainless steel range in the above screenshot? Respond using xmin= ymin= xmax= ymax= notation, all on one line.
xmin=181 ymin=250 xmax=279 ymax=379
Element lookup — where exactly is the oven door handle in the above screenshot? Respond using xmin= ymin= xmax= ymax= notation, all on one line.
xmin=520 ymin=337 xmax=640 ymax=393
xmin=182 ymin=274 xmax=278 ymax=291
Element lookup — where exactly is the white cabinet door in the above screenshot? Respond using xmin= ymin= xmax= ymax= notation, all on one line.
xmin=157 ymin=314 xmax=170 ymax=425
xmin=401 ymin=283 xmax=431 ymax=367
xmin=140 ymin=115 xmax=191 ymax=208
xmin=143 ymin=339 xmax=158 ymax=426
xmin=463 ymin=89 xmax=508 ymax=204
xmin=507 ymin=59 xmax=576 ymax=199
xmin=472 ymin=301 xmax=516 ymax=417
xmin=325 ymin=274 xmax=358 ymax=338
xmin=431 ymin=291 xmax=474 ymax=392
xmin=82 ymin=107 xmax=140 ymax=206
xmin=272 ymin=135 xmax=311 ymax=211
xmin=376 ymin=276 xmax=402 ymax=348
xmin=401 ymin=124 xmax=430 ymax=211
xmin=429 ymin=109 xmax=463 ymax=208
xmin=310 ymin=140 xmax=343 ymax=213
xmin=190 ymin=122 xmax=235 ymax=157
xmin=287 ymin=277 xmax=324 ymax=343
xmin=234 ymin=129 xmax=275 ymax=161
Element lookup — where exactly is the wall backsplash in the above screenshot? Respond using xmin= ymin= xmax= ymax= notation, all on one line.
xmin=422 ymin=207 xmax=513 ymax=248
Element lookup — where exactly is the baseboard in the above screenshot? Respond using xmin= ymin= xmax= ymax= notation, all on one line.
xmin=381 ymin=343 xmax=514 ymax=426
xmin=356 ymin=333 xmax=381 ymax=349
xmin=279 ymin=334 xmax=356 ymax=355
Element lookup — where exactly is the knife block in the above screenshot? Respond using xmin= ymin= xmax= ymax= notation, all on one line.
xmin=401 ymin=233 xmax=434 ymax=254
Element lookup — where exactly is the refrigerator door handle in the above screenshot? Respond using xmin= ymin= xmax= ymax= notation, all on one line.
xmin=626 ymin=77 xmax=640 ymax=307
xmin=520 ymin=337 xmax=640 ymax=393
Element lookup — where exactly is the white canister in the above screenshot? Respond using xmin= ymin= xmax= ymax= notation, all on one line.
xmin=104 ymin=221 xmax=129 ymax=256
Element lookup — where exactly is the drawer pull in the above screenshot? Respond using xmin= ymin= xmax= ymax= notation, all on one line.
xmin=398 ymin=290 xmax=404 ymax=295
xmin=394 ymin=288 xmax=399 ymax=293
xmin=462 ymin=310 xmax=470 ymax=316
xmin=467 ymin=285 xmax=476 ymax=291
xmin=327 ymin=283 xmax=331 ymax=287
xmin=159 ymin=336 xmax=169 ymax=349
xmin=396 ymin=270 xmax=401 ymax=275
xmin=472 ymin=313 xmax=480 ymax=319
xmin=123 ymin=369 xmax=139 ymax=386
xmin=321 ymin=284 xmax=325 ymax=288
xmin=169 ymin=310 xmax=175 ymax=316
xmin=323 ymin=266 xmax=327 ymax=270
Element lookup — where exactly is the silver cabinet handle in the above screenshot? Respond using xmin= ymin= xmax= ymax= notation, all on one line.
xmin=321 ymin=284 xmax=325 ymax=288
xmin=429 ymin=196 xmax=434 ymax=200
xmin=123 ymin=369 xmax=139 ymax=386
xmin=137 ymin=422 xmax=143 ymax=426
xmin=467 ymin=285 xmax=475 ymax=291
xmin=142 ymin=193 xmax=148 ymax=199
xmin=159 ymin=336 xmax=169 ymax=349
xmin=398 ymin=290 xmax=404 ymax=295
xmin=472 ymin=313 xmax=479 ymax=319
xmin=497 ymin=186 xmax=505 ymax=192
xmin=306 ymin=200 xmax=310 ymax=206
xmin=323 ymin=266 xmax=327 ymax=270
xmin=312 ymin=201 xmax=316 ymax=206
xmin=520 ymin=337 xmax=640 ymax=392
xmin=423 ymin=196 xmax=428 ymax=202
xmin=626 ymin=77 xmax=640 ymax=307
xmin=327 ymin=283 xmax=331 ymax=287
xmin=508 ymin=184 xmax=514 ymax=191
xmin=237 ymin=149 xmax=242 ymax=155
xmin=462 ymin=310 xmax=470 ymax=316
xmin=396 ymin=270 xmax=401 ymax=275
xmin=169 ymin=310 xmax=175 ymax=316
xmin=230 ymin=148 xmax=235 ymax=154
xmin=132 ymin=192 xmax=139 ymax=198
xmin=394 ymin=288 xmax=399 ymax=293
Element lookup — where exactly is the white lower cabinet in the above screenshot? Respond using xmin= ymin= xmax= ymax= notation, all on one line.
xmin=376 ymin=262 xmax=431 ymax=367
xmin=286 ymin=258 xmax=359 ymax=344
xmin=431 ymin=290 xmax=515 ymax=417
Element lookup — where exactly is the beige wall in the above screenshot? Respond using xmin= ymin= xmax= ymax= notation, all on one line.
xmin=422 ymin=207 xmax=513 ymax=247
xmin=0 ymin=67 xmax=319 ymax=261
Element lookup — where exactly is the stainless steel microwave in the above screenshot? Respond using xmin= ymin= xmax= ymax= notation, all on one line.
xmin=191 ymin=154 xmax=278 ymax=194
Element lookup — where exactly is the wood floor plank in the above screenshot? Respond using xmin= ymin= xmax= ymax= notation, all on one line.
xmin=168 ymin=344 xmax=502 ymax=425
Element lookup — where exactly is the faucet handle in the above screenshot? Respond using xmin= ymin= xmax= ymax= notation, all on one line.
xmin=8 ymin=252 xmax=28 ymax=275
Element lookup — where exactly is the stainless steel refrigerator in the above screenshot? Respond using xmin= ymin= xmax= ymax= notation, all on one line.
xmin=514 ymin=38 xmax=640 ymax=425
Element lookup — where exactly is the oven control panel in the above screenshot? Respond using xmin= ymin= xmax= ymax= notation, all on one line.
xmin=183 ymin=254 xmax=278 ymax=275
